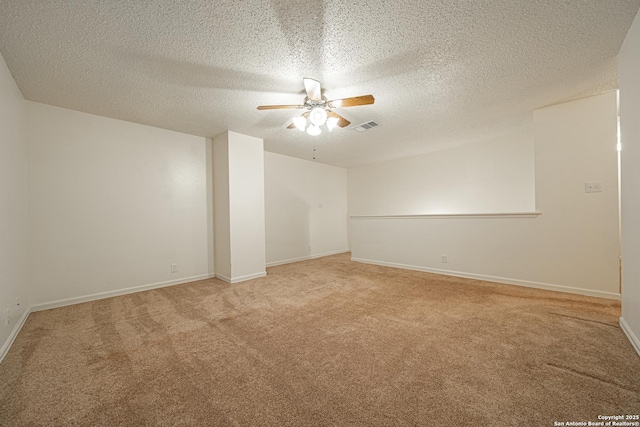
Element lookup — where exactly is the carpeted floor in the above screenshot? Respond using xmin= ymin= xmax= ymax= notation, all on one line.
xmin=1 ymin=253 xmax=639 ymax=426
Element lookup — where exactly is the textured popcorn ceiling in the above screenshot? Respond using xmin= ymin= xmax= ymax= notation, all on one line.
xmin=0 ymin=1 xmax=638 ymax=167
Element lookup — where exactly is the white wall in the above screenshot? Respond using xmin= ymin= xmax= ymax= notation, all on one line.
xmin=0 ymin=53 xmax=29 ymax=358
xmin=264 ymin=152 xmax=349 ymax=266
xmin=350 ymin=92 xmax=619 ymax=298
xmin=227 ymin=131 xmax=266 ymax=281
xmin=349 ymin=133 xmax=535 ymax=215
xmin=27 ymin=102 xmax=214 ymax=307
xmin=619 ymin=9 xmax=640 ymax=356
xmin=213 ymin=132 xmax=231 ymax=279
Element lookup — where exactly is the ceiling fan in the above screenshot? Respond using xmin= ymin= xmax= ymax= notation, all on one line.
xmin=257 ymin=78 xmax=375 ymax=136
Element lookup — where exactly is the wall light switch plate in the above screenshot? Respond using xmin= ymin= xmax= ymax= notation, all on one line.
xmin=585 ymin=182 xmax=602 ymax=193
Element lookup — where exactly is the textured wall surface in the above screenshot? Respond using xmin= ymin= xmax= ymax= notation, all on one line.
xmin=0 ymin=52 xmax=29 ymax=358
xmin=350 ymin=92 xmax=619 ymax=298
xmin=227 ymin=132 xmax=266 ymax=281
xmin=620 ymin=8 xmax=640 ymax=354
xmin=27 ymin=102 xmax=213 ymax=306
xmin=265 ymin=151 xmax=348 ymax=265
xmin=348 ymin=133 xmax=535 ymax=216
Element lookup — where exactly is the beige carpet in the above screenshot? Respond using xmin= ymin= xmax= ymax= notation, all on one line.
xmin=1 ymin=253 xmax=639 ymax=426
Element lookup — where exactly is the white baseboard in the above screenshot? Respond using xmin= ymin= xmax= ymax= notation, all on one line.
xmin=215 ymin=273 xmax=232 ymax=283
xmin=0 ymin=307 xmax=31 ymax=365
xmin=266 ymin=255 xmax=313 ymax=268
xmin=2 ymin=273 xmax=217 ymax=365
xmin=266 ymin=249 xmax=350 ymax=267
xmin=620 ymin=317 xmax=640 ymax=358
xmin=216 ymin=271 xmax=267 ymax=284
xmin=351 ymin=257 xmax=621 ymax=300
xmin=31 ymin=273 xmax=216 ymax=312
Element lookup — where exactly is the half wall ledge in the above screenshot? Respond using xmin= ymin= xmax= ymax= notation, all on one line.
xmin=349 ymin=212 xmax=542 ymax=220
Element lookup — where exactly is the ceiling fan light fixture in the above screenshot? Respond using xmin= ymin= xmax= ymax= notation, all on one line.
xmin=257 ymin=78 xmax=373 ymax=135
xmin=309 ymin=107 xmax=328 ymax=126
xmin=307 ymin=124 xmax=321 ymax=136
xmin=293 ymin=116 xmax=307 ymax=131
xmin=326 ymin=116 xmax=339 ymax=131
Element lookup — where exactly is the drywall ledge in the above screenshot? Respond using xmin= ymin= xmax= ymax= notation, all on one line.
xmin=620 ymin=317 xmax=640 ymax=358
xmin=352 ymin=257 xmax=621 ymax=300
xmin=0 ymin=308 xmax=31 ymax=365
xmin=350 ymin=212 xmax=542 ymax=220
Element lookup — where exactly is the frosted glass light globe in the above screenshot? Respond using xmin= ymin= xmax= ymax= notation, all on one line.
xmin=326 ymin=116 xmax=339 ymax=131
xmin=309 ymin=107 xmax=328 ymax=126
xmin=306 ymin=124 xmax=321 ymax=136
xmin=293 ymin=116 xmax=307 ymax=131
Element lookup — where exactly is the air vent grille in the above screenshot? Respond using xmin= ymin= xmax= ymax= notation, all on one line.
xmin=353 ymin=121 xmax=380 ymax=132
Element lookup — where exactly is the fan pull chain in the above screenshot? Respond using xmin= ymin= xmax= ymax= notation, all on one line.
xmin=313 ymin=144 xmax=316 ymax=160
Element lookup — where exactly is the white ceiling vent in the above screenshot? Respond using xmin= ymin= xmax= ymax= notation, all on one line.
xmin=353 ymin=121 xmax=380 ymax=132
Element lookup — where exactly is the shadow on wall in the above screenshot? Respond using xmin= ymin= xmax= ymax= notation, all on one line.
xmin=265 ymin=190 xmax=310 ymax=264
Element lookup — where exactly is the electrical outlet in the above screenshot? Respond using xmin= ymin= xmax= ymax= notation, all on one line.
xmin=5 ymin=308 xmax=10 ymax=325
xmin=171 ymin=263 xmax=178 ymax=273
xmin=441 ymin=255 xmax=448 ymax=263
xmin=585 ymin=181 xmax=602 ymax=193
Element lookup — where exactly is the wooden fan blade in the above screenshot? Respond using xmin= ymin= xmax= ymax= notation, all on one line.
xmin=327 ymin=110 xmax=351 ymax=127
xmin=328 ymin=95 xmax=374 ymax=108
xmin=257 ymin=104 xmax=304 ymax=110
xmin=303 ymin=77 xmax=322 ymax=101
xmin=287 ymin=111 xmax=310 ymax=129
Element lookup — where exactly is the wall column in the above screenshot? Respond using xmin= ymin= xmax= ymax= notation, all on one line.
xmin=619 ymin=8 xmax=640 ymax=356
xmin=213 ymin=131 xmax=266 ymax=283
